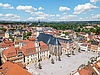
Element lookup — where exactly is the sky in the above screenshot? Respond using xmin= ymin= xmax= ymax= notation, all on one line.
xmin=0 ymin=0 xmax=100 ymax=21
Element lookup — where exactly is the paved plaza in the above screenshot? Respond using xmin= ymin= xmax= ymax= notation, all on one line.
xmin=27 ymin=52 xmax=98 ymax=75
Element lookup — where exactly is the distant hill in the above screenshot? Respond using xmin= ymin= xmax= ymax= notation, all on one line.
xmin=0 ymin=21 xmax=100 ymax=25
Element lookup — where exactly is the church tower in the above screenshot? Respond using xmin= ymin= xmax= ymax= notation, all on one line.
xmin=5 ymin=30 xmax=9 ymax=38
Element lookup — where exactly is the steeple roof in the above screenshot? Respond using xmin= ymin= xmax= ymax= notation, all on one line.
xmin=37 ymin=33 xmax=61 ymax=45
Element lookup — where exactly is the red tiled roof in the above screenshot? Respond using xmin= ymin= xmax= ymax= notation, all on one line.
xmin=0 ymin=61 xmax=32 ymax=75
xmin=2 ymin=46 xmax=17 ymax=58
xmin=1 ymin=40 xmax=14 ymax=48
xmin=28 ymin=37 xmax=36 ymax=41
xmin=39 ymin=41 xmax=48 ymax=52
xmin=21 ymin=43 xmax=36 ymax=56
xmin=78 ymin=68 xmax=89 ymax=75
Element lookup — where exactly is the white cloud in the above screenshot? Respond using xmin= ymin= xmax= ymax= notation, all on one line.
xmin=73 ymin=3 xmax=98 ymax=14
xmin=90 ymin=0 xmax=100 ymax=3
xmin=56 ymin=14 xmax=60 ymax=17
xmin=31 ymin=11 xmax=55 ymax=17
xmin=27 ymin=16 xmax=46 ymax=21
xmin=79 ymin=14 xmax=100 ymax=21
xmin=16 ymin=6 xmax=44 ymax=12
xmin=79 ymin=17 xmax=90 ymax=20
xmin=0 ymin=13 xmax=20 ymax=21
xmin=59 ymin=6 xmax=70 ymax=11
xmin=38 ymin=7 xmax=44 ymax=10
xmin=0 ymin=14 xmax=3 ymax=16
xmin=5 ymin=14 xmax=20 ymax=18
xmin=63 ymin=12 xmax=67 ymax=15
xmin=27 ymin=11 xmax=56 ymax=21
xmin=59 ymin=15 xmax=77 ymax=20
xmin=92 ymin=14 xmax=100 ymax=19
xmin=16 ymin=5 xmax=55 ymax=20
xmin=16 ymin=5 xmax=37 ymax=13
xmin=0 ymin=3 xmax=14 ymax=9
xmin=0 ymin=18 xmax=20 ymax=21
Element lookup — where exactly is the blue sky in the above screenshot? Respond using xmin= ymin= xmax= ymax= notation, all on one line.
xmin=0 ymin=0 xmax=100 ymax=21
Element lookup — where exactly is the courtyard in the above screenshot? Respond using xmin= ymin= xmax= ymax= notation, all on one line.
xmin=27 ymin=52 xmax=98 ymax=75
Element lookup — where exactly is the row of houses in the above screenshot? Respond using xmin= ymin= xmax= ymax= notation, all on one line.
xmin=78 ymin=39 xmax=100 ymax=54
xmin=1 ymin=38 xmax=49 ymax=65
xmin=74 ymin=60 xmax=100 ymax=75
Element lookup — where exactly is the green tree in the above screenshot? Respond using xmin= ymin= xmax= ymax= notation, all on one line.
xmin=65 ymin=32 xmax=69 ymax=35
xmin=78 ymin=48 xmax=81 ymax=52
xmin=72 ymin=51 xmax=74 ymax=55
xmin=88 ymin=61 xmax=90 ymax=65
xmin=70 ymin=73 xmax=71 ymax=75
xmin=9 ymin=29 xmax=16 ymax=31
xmin=51 ymin=58 xmax=54 ymax=64
xmin=91 ymin=59 xmax=94 ymax=64
xmin=9 ymin=35 xmax=12 ymax=39
xmin=24 ymin=25 xmax=26 ymax=28
xmin=58 ymin=56 xmax=61 ymax=61
xmin=27 ymin=32 xmax=32 ymax=36
xmin=96 ymin=27 xmax=100 ymax=34
xmin=11 ymin=25 xmax=13 ymax=28
xmin=12 ymin=38 xmax=14 ymax=42
xmin=27 ymin=36 xmax=29 ymax=39
xmin=38 ymin=63 xmax=42 ymax=69
xmin=23 ymin=32 xmax=26 ymax=40
xmin=87 ymin=40 xmax=92 ymax=43
xmin=0 ymin=28 xmax=7 ymax=32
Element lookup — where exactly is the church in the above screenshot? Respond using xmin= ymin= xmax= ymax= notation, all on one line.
xmin=37 ymin=33 xmax=62 ymax=56
xmin=36 ymin=21 xmax=62 ymax=56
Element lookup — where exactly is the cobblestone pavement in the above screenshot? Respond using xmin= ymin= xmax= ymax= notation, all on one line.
xmin=27 ymin=52 xmax=98 ymax=75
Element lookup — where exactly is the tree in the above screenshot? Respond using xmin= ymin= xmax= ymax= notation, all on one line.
xmin=65 ymin=32 xmax=69 ymax=35
xmin=58 ymin=56 xmax=61 ymax=61
xmin=12 ymin=38 xmax=14 ymax=42
xmin=70 ymin=73 xmax=71 ymax=75
xmin=27 ymin=36 xmax=29 ymax=39
xmin=72 ymin=51 xmax=74 ymax=55
xmin=96 ymin=27 xmax=100 ymax=34
xmin=0 ymin=28 xmax=7 ymax=32
xmin=9 ymin=29 xmax=16 ymax=31
xmin=21 ymin=27 xmax=23 ymax=30
xmin=9 ymin=35 xmax=12 ymax=39
xmin=78 ymin=48 xmax=81 ymax=52
xmin=27 ymin=32 xmax=32 ymax=36
xmin=76 ymin=33 xmax=78 ymax=37
xmin=24 ymin=25 xmax=26 ymax=28
xmin=11 ymin=25 xmax=13 ymax=28
xmin=91 ymin=59 xmax=94 ymax=64
xmin=51 ymin=58 xmax=54 ymax=64
xmin=23 ymin=32 xmax=26 ymax=40
xmin=88 ymin=61 xmax=90 ymax=65
xmin=38 ymin=63 xmax=42 ymax=69
xmin=87 ymin=40 xmax=92 ymax=43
